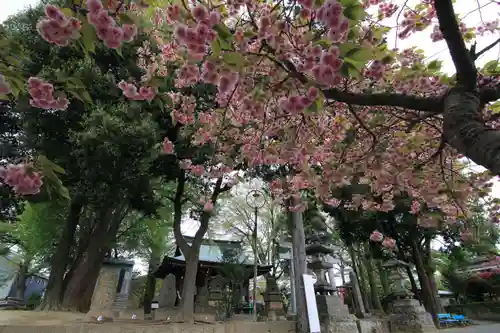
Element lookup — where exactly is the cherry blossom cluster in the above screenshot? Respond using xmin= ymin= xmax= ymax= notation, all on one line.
xmin=37 ymin=5 xmax=82 ymax=46
xmin=0 ymin=164 xmax=43 ymax=196
xmin=365 ymin=60 xmax=385 ymax=80
xmin=200 ymin=61 xmax=239 ymax=96
xmin=378 ymin=2 xmax=398 ymax=19
xmin=476 ymin=20 xmax=499 ymax=36
xmin=86 ymin=0 xmax=137 ymax=49
xmin=315 ymin=0 xmax=349 ymax=43
xmin=28 ymin=77 xmax=69 ymax=110
xmin=199 ymin=196 xmax=214 ymax=212
xmin=278 ymin=87 xmax=319 ymax=116
xmin=369 ymin=230 xmax=396 ymax=249
xmin=0 ymin=74 xmax=11 ymax=95
xmin=171 ymin=4 xmax=220 ymax=61
xmin=398 ymin=5 xmax=435 ymax=39
xmin=310 ymin=46 xmax=343 ymax=86
xmin=117 ymin=80 xmax=155 ymax=101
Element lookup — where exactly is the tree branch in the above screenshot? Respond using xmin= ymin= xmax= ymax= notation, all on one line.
xmin=475 ymin=37 xmax=500 ymax=59
xmin=434 ymin=0 xmax=477 ymax=89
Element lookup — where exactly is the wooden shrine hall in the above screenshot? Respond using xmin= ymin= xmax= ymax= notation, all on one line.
xmin=154 ymin=236 xmax=273 ymax=306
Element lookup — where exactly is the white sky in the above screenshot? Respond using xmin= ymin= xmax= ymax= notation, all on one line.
xmin=2 ymin=0 xmax=499 ymax=280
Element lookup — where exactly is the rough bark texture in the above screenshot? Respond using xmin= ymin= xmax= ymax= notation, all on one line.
xmin=172 ymin=172 xmax=227 ymax=323
xmin=143 ymin=254 xmax=161 ymax=319
xmin=15 ymin=264 xmax=27 ymax=300
xmin=364 ymin=243 xmax=382 ymax=311
xmin=289 ymin=208 xmax=308 ymax=333
xmin=377 ymin=260 xmax=389 ymax=296
xmin=62 ymin=204 xmax=124 ymax=312
xmin=412 ymin=240 xmax=439 ymax=328
xmin=443 ymin=90 xmax=500 ymax=175
xmin=38 ymin=198 xmax=82 ymax=311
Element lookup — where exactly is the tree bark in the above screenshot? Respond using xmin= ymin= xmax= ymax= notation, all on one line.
xmin=376 ymin=260 xmax=389 ymax=296
xmin=143 ymin=253 xmax=161 ymax=319
xmin=15 ymin=263 xmax=27 ymax=300
xmin=348 ymin=245 xmax=369 ymax=312
xmin=289 ymin=207 xmax=308 ymax=333
xmin=363 ymin=243 xmax=382 ymax=311
xmin=411 ymin=240 xmax=439 ymax=328
xmin=354 ymin=246 xmax=371 ymax=311
xmin=172 ymin=172 xmax=227 ymax=323
xmin=62 ymin=203 xmax=124 ymax=311
xmin=38 ymin=197 xmax=83 ymax=311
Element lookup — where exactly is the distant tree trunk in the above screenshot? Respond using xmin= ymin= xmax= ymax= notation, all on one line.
xmin=423 ymin=239 xmax=444 ymax=313
xmin=363 ymin=243 xmax=382 ymax=311
xmin=172 ymin=172 xmax=225 ymax=323
xmin=348 ymin=245 xmax=369 ymax=312
xmin=411 ymin=240 xmax=439 ymax=328
xmin=355 ymin=246 xmax=371 ymax=310
xmin=289 ymin=207 xmax=308 ymax=333
xmin=376 ymin=260 xmax=389 ymax=296
xmin=143 ymin=253 xmax=161 ymax=319
xmin=38 ymin=197 xmax=83 ymax=311
xmin=15 ymin=263 xmax=28 ymax=300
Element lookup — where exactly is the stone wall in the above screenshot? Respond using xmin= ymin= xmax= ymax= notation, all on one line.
xmin=0 ymin=321 xmax=295 ymax=333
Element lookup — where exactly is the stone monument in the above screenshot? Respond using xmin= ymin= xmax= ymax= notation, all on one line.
xmin=305 ymin=210 xmax=359 ymax=333
xmin=208 ymin=275 xmax=224 ymax=310
xmin=264 ymin=275 xmax=284 ymax=320
xmin=383 ymin=259 xmax=437 ymax=333
xmin=195 ymin=283 xmax=209 ymax=312
xmin=159 ymin=273 xmax=177 ymax=309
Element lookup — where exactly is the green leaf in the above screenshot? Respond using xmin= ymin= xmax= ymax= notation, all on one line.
xmin=79 ymin=90 xmax=93 ymax=103
xmin=339 ymin=0 xmax=359 ymax=6
xmin=80 ymin=21 xmax=96 ymax=54
xmin=59 ymin=8 xmax=74 ymax=17
xmin=427 ymin=60 xmax=442 ymax=71
xmin=338 ymin=42 xmax=359 ymax=57
xmin=211 ymin=38 xmax=222 ymax=57
xmin=483 ymin=60 xmax=499 ymax=75
xmin=119 ymin=13 xmax=136 ymax=24
xmin=305 ymin=92 xmax=325 ymax=114
xmin=37 ymin=155 xmax=66 ymax=175
xmin=213 ymin=23 xmax=233 ymax=41
xmin=66 ymin=77 xmax=85 ymax=89
xmin=222 ymin=52 xmax=246 ymax=70
xmin=344 ymin=4 xmax=365 ymax=21
xmin=345 ymin=48 xmax=372 ymax=62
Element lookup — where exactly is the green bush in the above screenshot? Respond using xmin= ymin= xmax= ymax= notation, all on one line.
xmin=26 ymin=292 xmax=42 ymax=310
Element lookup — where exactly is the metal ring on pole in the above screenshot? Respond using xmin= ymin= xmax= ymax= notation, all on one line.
xmin=246 ymin=189 xmax=266 ymax=209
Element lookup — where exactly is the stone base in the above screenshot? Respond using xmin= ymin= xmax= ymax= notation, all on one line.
xmin=357 ymin=318 xmax=389 ymax=333
xmin=389 ymin=298 xmax=437 ymax=333
xmin=317 ymin=295 xmax=358 ymax=333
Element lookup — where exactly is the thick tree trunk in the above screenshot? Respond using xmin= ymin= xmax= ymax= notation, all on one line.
xmin=348 ymin=246 xmax=370 ymax=312
xmin=15 ymin=263 xmax=27 ymax=300
xmin=363 ymin=243 xmax=382 ymax=311
xmin=355 ymin=246 xmax=371 ymax=311
xmin=180 ymin=252 xmax=200 ymax=322
xmin=411 ymin=240 xmax=439 ymax=328
xmin=62 ymin=204 xmax=123 ymax=312
xmin=443 ymin=90 xmax=500 ymax=175
xmin=376 ymin=260 xmax=389 ymax=296
xmin=143 ymin=253 xmax=161 ymax=319
xmin=38 ymin=198 xmax=83 ymax=311
xmin=289 ymin=209 xmax=308 ymax=333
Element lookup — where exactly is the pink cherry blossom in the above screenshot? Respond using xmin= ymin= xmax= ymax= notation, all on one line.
xmin=36 ymin=5 xmax=81 ymax=46
xmin=0 ymin=164 xmax=43 ymax=195
xmin=203 ymin=200 xmax=214 ymax=212
xmin=27 ymin=77 xmax=69 ymax=111
xmin=163 ymin=137 xmax=174 ymax=154
xmin=369 ymin=230 xmax=384 ymax=242
xmin=382 ymin=237 xmax=396 ymax=249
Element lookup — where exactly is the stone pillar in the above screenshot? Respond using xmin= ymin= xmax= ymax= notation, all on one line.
xmin=383 ymin=259 xmax=437 ymax=333
xmin=316 ymin=294 xmax=359 ymax=333
xmin=265 ymin=276 xmax=284 ymax=320
xmin=159 ymin=273 xmax=177 ymax=309
xmin=85 ymin=265 xmax=119 ymax=322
